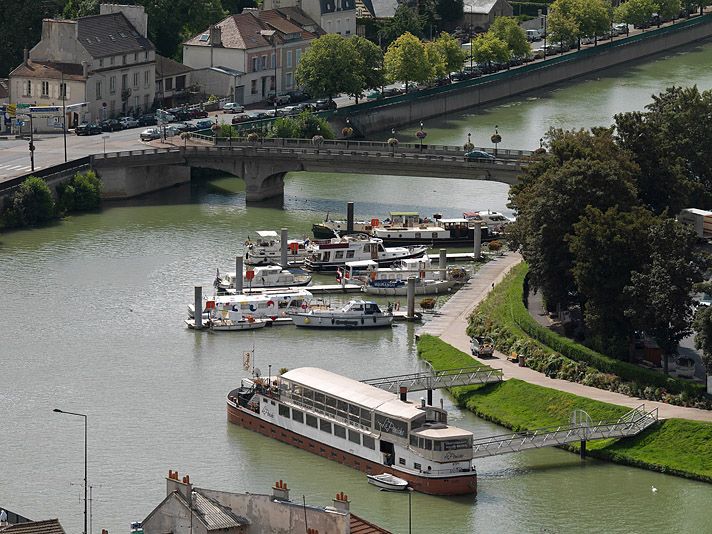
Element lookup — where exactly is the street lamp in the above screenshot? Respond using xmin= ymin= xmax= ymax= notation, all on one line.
xmin=491 ymin=125 xmax=501 ymax=156
xmin=260 ymin=30 xmax=278 ymax=102
xmin=407 ymin=487 xmax=413 ymax=534
xmin=539 ymin=137 xmax=543 ymax=149
xmin=61 ymin=71 xmax=67 ymax=162
xmin=53 ymin=409 xmax=87 ymax=534
xmin=416 ymin=121 xmax=427 ymax=151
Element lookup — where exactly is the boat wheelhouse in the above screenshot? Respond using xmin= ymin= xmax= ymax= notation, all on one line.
xmin=226 ymin=367 xmax=477 ymax=495
xmin=304 ymin=235 xmax=427 ymax=272
xmin=292 ymin=300 xmax=393 ymax=328
xmin=245 ymin=231 xmax=310 ymax=266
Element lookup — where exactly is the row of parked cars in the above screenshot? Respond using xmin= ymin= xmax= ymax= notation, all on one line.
xmin=75 ymin=106 xmax=211 ymax=136
xmin=139 ymin=119 xmax=215 ymax=141
xmin=229 ymin=99 xmax=336 ymax=124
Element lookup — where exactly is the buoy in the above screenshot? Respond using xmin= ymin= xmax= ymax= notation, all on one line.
xmin=304 ymin=317 xmax=311 ymax=324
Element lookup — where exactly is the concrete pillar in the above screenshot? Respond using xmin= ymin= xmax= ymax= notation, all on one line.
xmin=439 ymin=248 xmax=447 ymax=280
xmin=406 ymin=277 xmax=416 ymax=320
xmin=427 ymin=389 xmax=433 ymax=406
xmin=473 ymin=221 xmax=482 ymax=260
xmin=280 ymin=227 xmax=288 ymax=268
xmin=194 ymin=286 xmax=202 ymax=329
xmin=399 ymin=386 xmax=408 ymax=402
xmin=347 ymin=202 xmax=354 ymax=234
xmin=580 ymin=439 xmax=587 ymax=459
xmin=236 ymin=256 xmax=244 ymax=293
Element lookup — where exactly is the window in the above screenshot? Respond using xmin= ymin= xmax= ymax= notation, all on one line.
xmin=333 ymin=424 xmax=346 ymax=438
xmin=278 ymin=404 xmax=290 ymax=417
xmin=346 ymin=250 xmax=355 ymax=259
xmin=410 ymin=435 xmax=418 ymax=447
xmin=424 ymin=439 xmax=432 ymax=450
xmin=271 ymin=53 xmax=276 ymax=69
xmin=319 ymin=419 xmax=332 ymax=433
xmin=414 ymin=462 xmax=422 ymax=470
xmin=144 ymin=94 xmax=149 ymax=109
xmin=176 ymin=75 xmax=186 ymax=91
xmin=110 ymin=56 xmax=115 ymax=65
xmin=122 ymin=54 xmax=127 ymax=65
xmin=287 ymin=50 xmax=292 ymax=67
xmin=261 ymin=55 xmax=267 ymax=69
xmin=122 ymin=74 xmax=128 ymax=90
xmin=286 ymin=72 xmax=293 ymax=89
xmin=270 ymin=76 xmax=275 ymax=91
xmin=398 ymin=457 xmax=406 ymax=465
xmin=134 ymin=52 xmax=138 ymax=62
xmin=133 ymin=72 xmax=139 ymax=88
xmin=109 ymin=100 xmax=115 ymax=114
xmin=96 ymin=81 xmax=102 ymax=99
xmin=306 ymin=414 xmax=318 ymax=428
xmin=252 ymin=57 xmax=258 ymax=72
xmin=145 ymin=51 xmax=149 ymax=60
xmin=99 ymin=58 xmax=103 ymax=67
xmin=348 ymin=429 xmax=360 ymax=444
xmin=60 ymin=83 xmax=67 ymax=99
xmin=134 ymin=95 xmax=140 ymax=112
xmin=335 ymin=251 xmax=344 ymax=260
xmin=144 ymin=70 xmax=149 ymax=87
xmin=109 ymin=76 xmax=116 ymax=94
xmin=41 ymin=81 xmax=49 ymax=97
xmin=363 ymin=435 xmax=375 ymax=449
xmin=292 ymin=409 xmax=304 ymax=423
xmin=26 ymin=80 xmax=32 ymax=96
xmin=296 ymin=49 xmax=302 ymax=64
xmin=165 ymin=78 xmax=173 ymax=91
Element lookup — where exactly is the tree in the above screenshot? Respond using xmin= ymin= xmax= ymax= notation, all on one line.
xmin=220 ymin=0 xmax=257 ymax=13
xmin=349 ymin=36 xmax=385 ymax=100
xmin=624 ymin=218 xmax=705 ymax=373
xmin=547 ymin=0 xmax=580 ymax=46
xmin=657 ymin=0 xmax=682 ymax=20
xmin=296 ymin=34 xmax=364 ymax=99
xmin=11 ymin=176 xmax=56 ymax=226
xmin=62 ymin=0 xmax=98 ymax=18
xmin=437 ymin=0 xmax=465 ymax=28
xmin=693 ymin=305 xmax=712 ymax=377
xmin=489 ymin=17 xmax=531 ymax=58
xmin=614 ymin=0 xmax=658 ymax=28
xmin=383 ymin=32 xmax=430 ymax=91
xmin=377 ymin=5 xmax=425 ymax=45
xmin=569 ymin=206 xmax=656 ymax=357
xmin=574 ymin=0 xmax=611 ymax=40
xmin=471 ymin=33 xmax=511 ymax=67
xmin=508 ymin=128 xmax=640 ymax=314
xmin=424 ymin=41 xmax=447 ymax=80
xmin=433 ymin=32 xmax=466 ymax=78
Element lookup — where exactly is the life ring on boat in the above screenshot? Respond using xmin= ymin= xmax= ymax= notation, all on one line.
xmin=246 ymin=315 xmax=255 ymax=323
xmin=301 ymin=302 xmax=309 ymax=310
xmin=267 ymin=299 xmax=275 ymax=308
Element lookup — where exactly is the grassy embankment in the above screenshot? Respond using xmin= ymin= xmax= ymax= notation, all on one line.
xmin=417 ymin=335 xmax=712 ymax=482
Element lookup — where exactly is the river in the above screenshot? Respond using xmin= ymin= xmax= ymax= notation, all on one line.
xmin=3 ymin=41 xmax=712 ymax=534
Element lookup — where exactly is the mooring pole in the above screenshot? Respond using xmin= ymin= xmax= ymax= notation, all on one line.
xmin=346 ymin=202 xmax=354 ymax=234
xmin=406 ymin=277 xmax=416 ymax=320
xmin=236 ymin=256 xmax=244 ymax=293
xmin=439 ymin=248 xmax=447 ymax=280
xmin=427 ymin=389 xmax=433 ymax=406
xmin=280 ymin=227 xmax=288 ymax=268
xmin=580 ymin=439 xmax=587 ymax=459
xmin=194 ymin=286 xmax=203 ymax=329
xmin=473 ymin=221 xmax=482 ymax=260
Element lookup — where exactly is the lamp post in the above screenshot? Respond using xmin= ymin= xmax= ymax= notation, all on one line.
xmin=491 ymin=125 xmax=501 ymax=156
xmin=53 ymin=409 xmax=87 ymax=534
xmin=408 ymin=487 xmax=413 ymax=534
xmin=539 ymin=137 xmax=543 ymax=149
xmin=418 ymin=121 xmax=424 ymax=151
xmin=61 ymin=71 xmax=67 ymax=162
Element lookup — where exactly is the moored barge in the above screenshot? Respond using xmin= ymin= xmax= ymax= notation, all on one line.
xmin=227 ymin=367 xmax=477 ymax=495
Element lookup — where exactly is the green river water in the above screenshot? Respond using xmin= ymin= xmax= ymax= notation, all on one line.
xmin=3 ymin=41 xmax=712 ymax=534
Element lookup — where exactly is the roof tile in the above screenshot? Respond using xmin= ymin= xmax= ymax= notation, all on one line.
xmin=77 ymin=13 xmax=155 ymax=58
xmin=0 ymin=519 xmax=66 ymax=534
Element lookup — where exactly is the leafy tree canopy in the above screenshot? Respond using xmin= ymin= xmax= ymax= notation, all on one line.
xmin=547 ymin=0 xmax=580 ymax=45
xmin=383 ymin=32 xmax=431 ymax=89
xmin=434 ymin=32 xmax=467 ymax=77
xmin=471 ymin=33 xmax=511 ymax=66
xmin=295 ymin=34 xmax=364 ymax=99
xmin=377 ymin=5 xmax=425 ymax=45
xmin=489 ymin=17 xmax=531 ymax=58
xmin=693 ymin=305 xmax=712 ymax=375
xmin=349 ymin=36 xmax=385 ymax=93
xmin=424 ymin=41 xmax=447 ymax=80
xmin=614 ymin=0 xmax=658 ymax=27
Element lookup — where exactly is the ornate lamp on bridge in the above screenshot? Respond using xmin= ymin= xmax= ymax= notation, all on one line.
xmin=464 ymin=132 xmax=474 ymax=152
xmin=416 ymin=121 xmax=427 ymax=151
xmin=312 ymin=124 xmax=324 ymax=152
xmin=341 ymin=117 xmax=353 ymax=150
xmin=388 ymin=128 xmax=398 ymax=156
xmin=211 ymin=121 xmax=221 ymax=146
xmin=491 ymin=125 xmax=502 ymax=156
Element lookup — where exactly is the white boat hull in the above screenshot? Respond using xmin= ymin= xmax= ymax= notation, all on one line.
xmin=367 ymin=474 xmax=409 ymax=491
xmin=209 ymin=319 xmax=267 ymax=331
xmin=292 ymin=313 xmax=393 ymax=328
xmin=363 ymin=279 xmax=456 ymax=296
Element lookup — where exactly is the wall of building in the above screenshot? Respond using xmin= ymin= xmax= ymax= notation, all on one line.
xmin=31 ymin=20 xmax=91 ymax=65
xmin=190 ymin=68 xmax=235 ymax=100
xmin=143 ymin=495 xmax=209 ymax=534
xmin=348 ymin=18 xmax=712 ymax=136
xmin=88 ymin=58 xmax=156 ymax=119
xmin=320 ymin=11 xmax=356 ymax=35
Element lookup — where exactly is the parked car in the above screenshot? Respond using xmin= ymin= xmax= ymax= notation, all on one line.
xmin=119 ymin=116 xmax=139 ymax=129
xmin=267 ymin=93 xmax=291 ymax=105
xmin=313 ymin=99 xmax=337 ymax=111
xmin=292 ymin=103 xmax=313 ymax=113
xmin=140 ymin=127 xmax=161 ymax=141
xmin=231 ymin=113 xmax=252 ymax=124
xmin=100 ymin=119 xmax=123 ymax=132
xmin=187 ymin=108 xmax=208 ymax=119
xmin=470 ymin=336 xmax=495 ymax=357
xmin=138 ymin=114 xmax=157 ymax=126
xmin=171 ymin=122 xmax=192 ymax=133
xmin=195 ymin=119 xmax=214 ymax=130
xmin=76 ymin=122 xmax=102 ymax=135
xmin=167 ymin=107 xmax=190 ymax=121
xmin=465 ymin=150 xmax=496 ymax=161
xmin=276 ymin=106 xmax=297 ymax=116
xmin=163 ymin=126 xmax=180 ymax=137
xmin=526 ymin=29 xmax=543 ymax=42
xmin=286 ymin=90 xmax=310 ymax=103
xmin=222 ymin=102 xmax=245 ymax=113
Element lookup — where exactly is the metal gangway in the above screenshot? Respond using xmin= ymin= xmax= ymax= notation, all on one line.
xmin=471 ymin=405 xmax=659 ymax=459
xmin=361 ymin=363 xmax=503 ymax=394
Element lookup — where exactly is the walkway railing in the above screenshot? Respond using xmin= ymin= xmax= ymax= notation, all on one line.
xmin=470 ymin=405 xmax=659 ymax=458
xmin=362 ymin=365 xmax=503 ymax=393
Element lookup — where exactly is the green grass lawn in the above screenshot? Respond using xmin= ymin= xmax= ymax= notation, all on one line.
xmin=418 ymin=335 xmax=712 ymax=483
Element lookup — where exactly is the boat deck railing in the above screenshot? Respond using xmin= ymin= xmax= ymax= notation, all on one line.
xmin=361 ymin=364 xmax=503 ymax=393
xmin=470 ymin=405 xmax=659 ymax=458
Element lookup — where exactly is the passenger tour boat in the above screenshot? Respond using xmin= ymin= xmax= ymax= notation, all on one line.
xmin=291 ymin=299 xmax=393 ymax=328
xmin=227 ymin=367 xmax=478 ymax=495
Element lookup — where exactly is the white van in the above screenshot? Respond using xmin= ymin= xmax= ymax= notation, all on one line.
xmin=526 ymin=29 xmax=542 ymax=42
xmin=222 ymin=102 xmax=245 ymax=113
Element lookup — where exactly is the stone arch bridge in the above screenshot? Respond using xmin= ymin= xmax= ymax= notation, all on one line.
xmin=91 ymin=139 xmax=530 ymax=202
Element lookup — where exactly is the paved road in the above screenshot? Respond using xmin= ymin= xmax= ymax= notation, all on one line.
xmin=420 ymin=252 xmax=712 ymax=422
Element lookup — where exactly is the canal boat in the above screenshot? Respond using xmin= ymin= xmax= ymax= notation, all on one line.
xmin=208 ymin=309 xmax=267 ymax=331
xmin=245 ymin=231 xmax=310 ymax=266
xmin=188 ymin=288 xmax=313 ymax=320
xmin=304 ymin=234 xmax=427 ymax=272
xmin=291 ymin=299 xmax=393 ymax=328
xmin=345 ymin=259 xmax=469 ymax=296
xmin=215 ymin=266 xmax=312 ymax=292
xmin=371 ymin=215 xmax=494 ymax=247
xmin=366 ymin=473 xmax=409 ymax=491
xmin=226 ymin=367 xmax=478 ymax=495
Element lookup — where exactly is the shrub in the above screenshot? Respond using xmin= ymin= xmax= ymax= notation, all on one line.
xmin=58 ymin=170 xmax=102 ymax=213
xmin=219 ymin=124 xmax=238 ymax=138
xmin=268 ymin=117 xmax=300 ymax=139
xmin=488 ymin=240 xmax=502 ymax=251
xmin=295 ymin=112 xmax=334 ymax=139
xmin=10 ymin=176 xmax=56 ymax=227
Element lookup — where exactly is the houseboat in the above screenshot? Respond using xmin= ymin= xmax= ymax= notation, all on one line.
xmin=227 ymin=367 xmax=477 ymax=495
xmin=245 ymin=231 xmax=311 ymax=266
xmin=370 ymin=214 xmax=494 ymax=247
xmin=304 ymin=234 xmax=427 ymax=272
xmin=215 ymin=265 xmax=311 ymax=292
xmin=291 ymin=300 xmax=393 ymax=328
xmin=187 ymin=288 xmax=313 ymax=320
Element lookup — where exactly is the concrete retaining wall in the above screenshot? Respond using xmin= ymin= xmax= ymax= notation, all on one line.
xmin=95 ymin=163 xmax=191 ymax=199
xmin=349 ymin=16 xmax=712 ymax=135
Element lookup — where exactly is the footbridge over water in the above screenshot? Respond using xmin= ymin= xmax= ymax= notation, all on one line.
xmin=91 ymin=139 xmax=530 ymax=201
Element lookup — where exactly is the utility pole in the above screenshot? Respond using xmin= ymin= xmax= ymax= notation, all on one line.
xmin=29 ymin=113 xmax=35 ymax=172
xmin=61 ymin=70 xmax=67 ymax=162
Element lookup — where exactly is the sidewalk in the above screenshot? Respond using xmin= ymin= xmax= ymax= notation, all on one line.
xmin=426 ymin=252 xmax=712 ymax=423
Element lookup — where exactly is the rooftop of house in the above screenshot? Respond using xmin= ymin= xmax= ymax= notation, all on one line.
xmin=319 ymin=0 xmax=357 ymax=14
xmin=184 ymin=9 xmax=320 ymax=50
xmin=359 ymin=0 xmax=399 ymax=19
xmin=156 ymin=55 xmax=193 ymax=79
xmin=0 ymin=79 xmax=9 ymax=100
xmin=350 ymin=513 xmax=392 ymax=534
xmin=77 ymin=12 xmax=155 ymax=58
xmin=9 ymin=60 xmax=86 ymax=81
xmin=0 ymin=519 xmax=66 ymax=534
xmin=463 ymin=0 xmax=506 ymax=14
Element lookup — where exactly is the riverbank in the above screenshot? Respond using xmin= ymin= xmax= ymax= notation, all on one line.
xmin=418 ymin=335 xmax=712 ymax=483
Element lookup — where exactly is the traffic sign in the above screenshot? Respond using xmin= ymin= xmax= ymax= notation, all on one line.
xmin=17 ymin=103 xmax=30 ymax=109
xmin=29 ymin=106 xmax=61 ymax=113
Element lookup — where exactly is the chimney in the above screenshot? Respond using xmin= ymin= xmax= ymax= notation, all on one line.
xmin=399 ymin=386 xmax=407 ymax=402
xmin=166 ymin=470 xmax=192 ymax=502
xmin=82 ymin=60 xmax=88 ymax=78
xmin=23 ymin=48 xmax=29 ymax=66
xmin=332 ymin=492 xmax=350 ymax=513
xmin=210 ymin=25 xmax=222 ymax=47
xmin=100 ymin=4 xmax=148 ymax=37
xmin=272 ymin=479 xmax=290 ymax=501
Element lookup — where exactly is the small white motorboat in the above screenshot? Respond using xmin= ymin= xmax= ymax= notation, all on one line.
xmin=215 ymin=265 xmax=312 ymax=292
xmin=366 ymin=473 xmax=409 ymax=491
xmin=291 ymin=299 xmax=393 ymax=328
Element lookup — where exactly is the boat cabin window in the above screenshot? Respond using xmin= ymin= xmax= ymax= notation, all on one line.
xmin=334 ymin=424 xmax=346 ymax=438
xmin=414 ymin=462 xmax=422 ymax=470
xmin=278 ymin=404 xmax=290 ymax=418
xmin=346 ymin=250 xmax=355 ymax=258
xmin=363 ymin=244 xmax=370 ymax=252
xmin=335 ymin=251 xmax=344 ymax=259
xmin=306 ymin=414 xmax=318 ymax=428
xmin=433 ymin=437 xmax=473 ymax=451
xmin=363 ymin=435 xmax=376 ymax=449
xmin=432 ymin=233 xmax=438 ymax=239
xmin=348 ymin=429 xmax=361 ymax=444
xmin=292 ymin=409 xmax=304 ymax=423
xmin=320 ymin=419 xmax=332 ymax=433
xmin=411 ymin=414 xmax=427 ymax=430
xmin=399 ymin=457 xmax=406 ymax=465
xmin=378 ymin=244 xmax=385 ymax=251
xmin=364 ymin=303 xmax=381 ymax=314
xmin=351 ymin=303 xmax=363 ymax=311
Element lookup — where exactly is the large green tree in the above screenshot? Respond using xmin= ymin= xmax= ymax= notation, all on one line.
xmin=424 ymin=41 xmax=447 ymax=80
xmin=383 ymin=32 xmax=430 ymax=91
xmin=693 ymin=304 xmax=712 ymax=377
xmin=471 ymin=33 xmax=511 ymax=67
xmin=547 ymin=0 xmax=580 ymax=46
xmin=614 ymin=0 xmax=658 ymax=28
xmin=349 ymin=36 xmax=385 ymax=100
xmin=433 ymin=32 xmax=467 ymax=78
xmin=508 ymin=128 xmax=640 ymax=313
xmin=657 ymin=0 xmax=682 ymax=20
xmin=624 ymin=218 xmax=705 ymax=372
xmin=377 ymin=5 xmax=425 ymax=45
xmin=489 ymin=17 xmax=531 ymax=58
xmin=296 ymin=34 xmax=364 ymax=99
xmin=62 ymin=0 xmax=98 ymax=18
xmin=575 ymin=0 xmax=611 ymax=40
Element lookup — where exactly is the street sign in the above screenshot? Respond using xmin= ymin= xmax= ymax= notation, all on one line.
xmin=29 ymin=106 xmax=61 ymax=113
xmin=17 ymin=103 xmax=30 ymax=109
